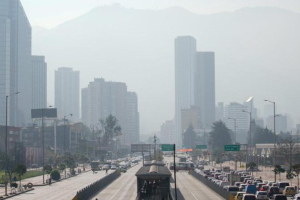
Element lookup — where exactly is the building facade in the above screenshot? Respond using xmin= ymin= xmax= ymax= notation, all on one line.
xmin=174 ymin=36 xmax=196 ymax=147
xmin=0 ymin=0 xmax=32 ymax=126
xmin=160 ymin=120 xmax=175 ymax=144
xmin=82 ymin=78 xmax=139 ymax=145
xmin=32 ymin=56 xmax=47 ymax=109
xmin=55 ymin=67 xmax=80 ymax=121
xmin=195 ymin=52 xmax=215 ymax=128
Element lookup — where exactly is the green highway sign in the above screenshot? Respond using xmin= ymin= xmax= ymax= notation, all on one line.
xmin=196 ymin=145 xmax=207 ymax=149
xmin=224 ymin=145 xmax=240 ymax=151
xmin=161 ymin=144 xmax=174 ymax=151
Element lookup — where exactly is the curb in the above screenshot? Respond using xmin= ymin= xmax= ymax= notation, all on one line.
xmin=0 ymin=188 xmax=34 ymax=199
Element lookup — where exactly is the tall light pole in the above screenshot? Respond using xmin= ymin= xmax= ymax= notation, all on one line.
xmin=63 ymin=114 xmax=73 ymax=154
xmin=41 ymin=106 xmax=52 ymax=184
xmin=242 ymin=110 xmax=252 ymax=163
xmin=228 ymin=117 xmax=237 ymax=143
xmin=4 ymin=92 xmax=19 ymax=196
xmin=264 ymin=99 xmax=276 ymax=182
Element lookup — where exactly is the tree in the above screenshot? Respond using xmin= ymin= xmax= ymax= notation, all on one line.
xmin=286 ymin=169 xmax=295 ymax=185
xmin=98 ymin=115 xmax=122 ymax=146
xmin=252 ymin=126 xmax=276 ymax=145
xmin=183 ymin=124 xmax=196 ymax=149
xmin=273 ymin=165 xmax=285 ymax=181
xmin=0 ymin=151 xmax=17 ymax=184
xmin=58 ymin=163 xmax=66 ymax=172
xmin=43 ymin=165 xmax=52 ymax=177
xmin=63 ymin=152 xmax=77 ymax=176
xmin=209 ymin=120 xmax=232 ymax=150
xmin=292 ymin=164 xmax=300 ymax=189
xmin=13 ymin=164 xmax=27 ymax=188
xmin=278 ymin=136 xmax=298 ymax=173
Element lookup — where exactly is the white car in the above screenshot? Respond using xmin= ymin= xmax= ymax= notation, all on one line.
xmin=242 ymin=194 xmax=256 ymax=200
xmin=111 ymin=165 xmax=118 ymax=170
xmin=255 ymin=191 xmax=268 ymax=200
xmin=102 ymin=164 xmax=110 ymax=170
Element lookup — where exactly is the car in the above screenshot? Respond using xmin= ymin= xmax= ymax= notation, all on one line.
xmin=219 ymin=181 xmax=229 ymax=188
xmin=260 ymin=185 xmax=269 ymax=191
xmin=242 ymin=194 xmax=256 ymax=200
xmin=227 ymin=186 xmax=240 ymax=196
xmin=267 ymin=181 xmax=275 ymax=186
xmin=235 ymin=192 xmax=246 ymax=200
xmin=110 ymin=165 xmax=118 ymax=170
xmin=283 ymin=186 xmax=296 ymax=196
xmin=119 ymin=167 xmax=127 ymax=173
xmin=245 ymin=184 xmax=257 ymax=194
xmin=273 ymin=194 xmax=287 ymax=200
xmin=239 ymin=184 xmax=247 ymax=191
xmin=257 ymin=183 xmax=265 ymax=190
xmin=268 ymin=186 xmax=280 ymax=199
xmin=235 ymin=182 xmax=242 ymax=187
xmin=255 ymin=191 xmax=268 ymax=200
xmin=31 ymin=163 xmax=38 ymax=168
xmin=102 ymin=164 xmax=110 ymax=170
xmin=278 ymin=182 xmax=290 ymax=193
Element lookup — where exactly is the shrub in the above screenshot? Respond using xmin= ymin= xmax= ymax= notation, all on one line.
xmin=10 ymin=182 xmax=18 ymax=188
xmin=51 ymin=170 xmax=61 ymax=181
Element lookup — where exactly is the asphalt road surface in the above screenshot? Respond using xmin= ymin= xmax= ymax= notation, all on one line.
xmin=91 ymin=164 xmax=142 ymax=200
xmin=9 ymin=170 xmax=113 ymax=200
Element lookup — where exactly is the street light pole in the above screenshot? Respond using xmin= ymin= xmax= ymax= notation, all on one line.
xmin=5 ymin=92 xmax=19 ymax=196
xmin=264 ymin=100 xmax=276 ymax=182
xmin=242 ymin=110 xmax=252 ymax=163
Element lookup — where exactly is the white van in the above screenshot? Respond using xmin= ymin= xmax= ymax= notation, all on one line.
xmin=278 ymin=182 xmax=289 ymax=193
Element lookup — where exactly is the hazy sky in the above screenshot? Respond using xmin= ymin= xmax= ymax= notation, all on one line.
xmin=22 ymin=0 xmax=300 ymax=28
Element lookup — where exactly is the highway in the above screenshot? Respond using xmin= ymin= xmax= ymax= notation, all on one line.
xmin=91 ymin=163 xmax=142 ymax=200
xmin=10 ymin=170 xmax=113 ymax=200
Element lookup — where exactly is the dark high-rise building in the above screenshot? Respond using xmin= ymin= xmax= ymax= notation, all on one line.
xmin=174 ymin=36 xmax=196 ymax=147
xmin=31 ymin=56 xmax=47 ymax=109
xmin=0 ymin=0 xmax=32 ymax=126
xmin=195 ymin=52 xmax=215 ymax=128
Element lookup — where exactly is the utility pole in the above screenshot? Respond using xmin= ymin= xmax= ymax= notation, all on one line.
xmin=5 ymin=92 xmax=19 ymax=196
xmin=154 ymin=134 xmax=157 ymax=160
xmin=242 ymin=110 xmax=252 ymax=163
xmin=264 ymin=100 xmax=277 ymax=182
xmin=42 ymin=108 xmax=45 ymax=184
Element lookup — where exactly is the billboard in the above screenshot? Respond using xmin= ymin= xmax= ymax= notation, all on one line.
xmin=131 ymin=144 xmax=152 ymax=152
xmin=31 ymin=108 xmax=57 ymax=118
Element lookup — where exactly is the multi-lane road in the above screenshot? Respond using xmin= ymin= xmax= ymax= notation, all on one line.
xmin=10 ymin=170 xmax=113 ymax=200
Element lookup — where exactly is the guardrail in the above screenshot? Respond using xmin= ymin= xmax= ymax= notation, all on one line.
xmin=191 ymin=171 xmax=230 ymax=200
xmin=75 ymin=170 xmax=121 ymax=200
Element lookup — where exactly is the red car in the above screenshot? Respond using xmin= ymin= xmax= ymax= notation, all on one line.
xmin=260 ymin=185 xmax=269 ymax=191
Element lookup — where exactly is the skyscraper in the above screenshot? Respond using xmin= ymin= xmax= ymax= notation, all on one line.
xmin=125 ymin=92 xmax=140 ymax=145
xmin=55 ymin=67 xmax=80 ymax=120
xmin=0 ymin=0 xmax=32 ymax=126
xmin=195 ymin=52 xmax=215 ymax=128
xmin=81 ymin=78 xmax=139 ymax=145
xmin=31 ymin=56 xmax=47 ymax=109
xmin=175 ymin=36 xmax=196 ymax=147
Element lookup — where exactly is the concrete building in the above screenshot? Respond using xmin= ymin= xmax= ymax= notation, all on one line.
xmin=174 ymin=36 xmax=196 ymax=147
xmin=55 ymin=67 xmax=80 ymax=121
xmin=216 ymin=102 xmax=224 ymax=121
xmin=125 ymin=92 xmax=140 ymax=145
xmin=31 ymin=56 xmax=47 ymax=109
xmin=181 ymin=106 xmax=201 ymax=134
xmin=195 ymin=52 xmax=215 ymax=128
xmin=81 ymin=88 xmax=88 ymax=125
xmin=82 ymin=78 xmax=139 ymax=146
xmin=160 ymin=120 xmax=175 ymax=144
xmin=266 ymin=114 xmax=287 ymax=133
xmin=0 ymin=0 xmax=32 ymax=126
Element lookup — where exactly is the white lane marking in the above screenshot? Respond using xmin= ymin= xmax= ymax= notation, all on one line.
xmin=177 ymin=172 xmax=199 ymax=200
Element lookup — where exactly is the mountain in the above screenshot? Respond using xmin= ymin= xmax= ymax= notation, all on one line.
xmin=32 ymin=5 xmax=300 ymax=133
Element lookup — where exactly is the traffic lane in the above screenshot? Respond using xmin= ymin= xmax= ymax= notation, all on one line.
xmin=91 ymin=164 xmax=141 ymax=200
xmin=10 ymin=170 xmax=113 ymax=200
xmin=171 ymin=171 xmax=225 ymax=200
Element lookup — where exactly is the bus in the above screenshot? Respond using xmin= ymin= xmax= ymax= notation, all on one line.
xmin=169 ymin=162 xmax=195 ymax=170
xmin=90 ymin=161 xmax=101 ymax=171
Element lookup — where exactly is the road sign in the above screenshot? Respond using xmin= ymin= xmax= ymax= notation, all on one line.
xmin=196 ymin=145 xmax=207 ymax=149
xmin=224 ymin=145 xmax=240 ymax=151
xmin=161 ymin=144 xmax=174 ymax=151
xmin=131 ymin=144 xmax=152 ymax=152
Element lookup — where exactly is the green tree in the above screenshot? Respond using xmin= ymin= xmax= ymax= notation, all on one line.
xmin=58 ymin=163 xmax=66 ymax=172
xmin=183 ymin=124 xmax=196 ymax=149
xmin=273 ymin=165 xmax=286 ymax=181
xmin=0 ymin=151 xmax=17 ymax=184
xmin=209 ymin=120 xmax=232 ymax=150
xmin=286 ymin=169 xmax=295 ymax=185
xmin=13 ymin=164 xmax=27 ymax=188
xmin=252 ymin=126 xmax=275 ymax=145
xmin=292 ymin=164 xmax=300 ymax=189
xmin=63 ymin=152 xmax=77 ymax=176
xmin=98 ymin=115 xmax=122 ymax=147
xmin=43 ymin=165 xmax=52 ymax=177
